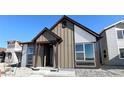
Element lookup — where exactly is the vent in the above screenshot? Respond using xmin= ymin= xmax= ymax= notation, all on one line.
xmin=62 ymin=21 xmax=67 ymax=28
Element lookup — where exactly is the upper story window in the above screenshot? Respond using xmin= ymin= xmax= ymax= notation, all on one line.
xmin=117 ymin=30 xmax=124 ymax=39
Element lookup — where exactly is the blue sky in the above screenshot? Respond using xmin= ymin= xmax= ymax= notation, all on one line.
xmin=0 ymin=15 xmax=124 ymax=48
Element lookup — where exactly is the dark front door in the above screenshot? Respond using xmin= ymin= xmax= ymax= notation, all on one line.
xmin=44 ymin=44 xmax=53 ymax=67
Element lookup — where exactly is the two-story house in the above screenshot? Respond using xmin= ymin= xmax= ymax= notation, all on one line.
xmin=100 ymin=20 xmax=124 ymax=66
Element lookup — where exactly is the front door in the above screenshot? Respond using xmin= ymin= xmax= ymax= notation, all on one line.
xmin=44 ymin=44 xmax=53 ymax=67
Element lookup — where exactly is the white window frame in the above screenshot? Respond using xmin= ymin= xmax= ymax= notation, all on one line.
xmin=75 ymin=42 xmax=95 ymax=62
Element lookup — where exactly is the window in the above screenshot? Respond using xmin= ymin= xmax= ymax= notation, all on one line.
xmin=76 ymin=53 xmax=84 ymax=60
xmin=120 ymin=49 xmax=124 ymax=58
xmin=117 ymin=30 xmax=123 ymax=39
xmin=75 ymin=44 xmax=84 ymax=61
xmin=27 ymin=46 xmax=34 ymax=67
xmin=27 ymin=46 xmax=34 ymax=54
xmin=85 ymin=44 xmax=94 ymax=60
xmin=27 ymin=54 xmax=33 ymax=61
xmin=76 ymin=44 xmax=83 ymax=51
xmin=75 ymin=43 xmax=95 ymax=63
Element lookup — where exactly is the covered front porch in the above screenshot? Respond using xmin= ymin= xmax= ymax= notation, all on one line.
xmin=31 ymin=28 xmax=62 ymax=68
xmin=33 ymin=41 xmax=59 ymax=68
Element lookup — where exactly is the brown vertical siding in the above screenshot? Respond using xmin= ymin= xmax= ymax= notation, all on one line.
xmin=61 ymin=25 xmax=65 ymax=68
xmin=57 ymin=24 xmax=61 ymax=68
xmin=65 ymin=28 xmax=68 ymax=68
xmin=52 ymin=21 xmax=74 ymax=68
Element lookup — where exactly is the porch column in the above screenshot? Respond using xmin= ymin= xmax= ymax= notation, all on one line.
xmin=55 ymin=43 xmax=58 ymax=68
xmin=34 ymin=43 xmax=38 ymax=67
xmin=32 ymin=43 xmax=37 ymax=67
xmin=53 ymin=45 xmax=56 ymax=68
xmin=53 ymin=43 xmax=58 ymax=68
xmin=44 ymin=45 xmax=46 ymax=67
xmin=37 ymin=44 xmax=42 ymax=67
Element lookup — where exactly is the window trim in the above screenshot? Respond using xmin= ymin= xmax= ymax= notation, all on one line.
xmin=119 ymin=48 xmax=124 ymax=59
xmin=75 ymin=42 xmax=95 ymax=62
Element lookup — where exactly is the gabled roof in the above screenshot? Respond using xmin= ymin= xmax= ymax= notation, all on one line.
xmin=50 ymin=15 xmax=100 ymax=37
xmin=31 ymin=15 xmax=100 ymax=43
xmin=100 ymin=20 xmax=124 ymax=34
xmin=32 ymin=27 xmax=62 ymax=43
xmin=32 ymin=27 xmax=48 ymax=41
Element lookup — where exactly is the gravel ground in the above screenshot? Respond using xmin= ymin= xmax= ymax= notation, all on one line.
xmin=3 ymin=67 xmax=33 ymax=77
xmin=75 ymin=69 xmax=121 ymax=77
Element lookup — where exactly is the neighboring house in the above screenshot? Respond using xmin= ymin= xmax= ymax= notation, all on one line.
xmin=5 ymin=40 xmax=22 ymax=65
xmin=21 ymin=16 xmax=101 ymax=68
xmin=0 ymin=48 xmax=6 ymax=62
xmin=100 ymin=20 xmax=124 ymax=66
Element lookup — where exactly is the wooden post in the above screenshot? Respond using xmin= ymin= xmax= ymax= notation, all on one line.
xmin=40 ymin=45 xmax=43 ymax=67
xmin=37 ymin=44 xmax=42 ymax=67
xmin=55 ymin=43 xmax=58 ymax=68
xmin=43 ymin=45 xmax=46 ymax=67
xmin=34 ymin=44 xmax=38 ymax=67
xmin=53 ymin=45 xmax=56 ymax=68
xmin=33 ymin=43 xmax=36 ymax=67
xmin=53 ymin=43 xmax=58 ymax=68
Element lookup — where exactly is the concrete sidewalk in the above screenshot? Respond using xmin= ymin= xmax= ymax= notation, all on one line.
xmin=31 ymin=67 xmax=76 ymax=77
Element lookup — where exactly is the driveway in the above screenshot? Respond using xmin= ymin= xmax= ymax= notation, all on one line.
xmin=75 ymin=66 xmax=124 ymax=77
xmin=75 ymin=69 xmax=121 ymax=77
